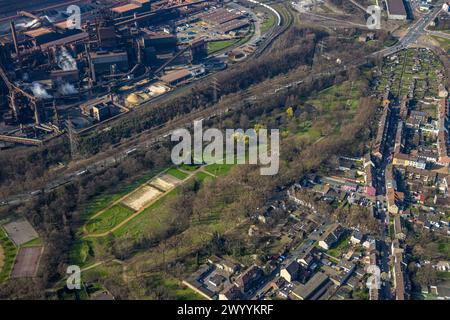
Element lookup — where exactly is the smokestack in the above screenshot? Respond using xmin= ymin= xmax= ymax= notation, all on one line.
xmin=10 ymin=21 xmax=19 ymax=58
xmin=33 ymin=102 xmax=41 ymax=125
xmin=85 ymin=44 xmax=95 ymax=83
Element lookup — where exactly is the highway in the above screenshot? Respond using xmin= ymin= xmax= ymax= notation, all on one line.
xmin=0 ymin=3 xmax=444 ymax=208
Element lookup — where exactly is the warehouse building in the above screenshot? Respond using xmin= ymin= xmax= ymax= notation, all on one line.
xmin=160 ymin=68 xmax=192 ymax=86
xmin=111 ymin=0 xmax=151 ymax=16
xmin=200 ymin=8 xmax=249 ymax=34
xmin=386 ymin=0 xmax=408 ymax=20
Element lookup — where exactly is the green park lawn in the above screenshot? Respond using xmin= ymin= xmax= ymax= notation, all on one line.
xmin=204 ymin=163 xmax=235 ymax=176
xmin=207 ymin=40 xmax=237 ymax=54
xmin=80 ymin=169 xmax=159 ymax=221
xmin=21 ymin=237 xmax=43 ymax=248
xmin=261 ymin=13 xmax=275 ymax=34
xmin=113 ymin=188 xmax=179 ymax=239
xmin=85 ymin=204 xmax=135 ymax=235
xmin=166 ymin=168 xmax=189 ymax=180
xmin=194 ymin=171 xmax=213 ymax=183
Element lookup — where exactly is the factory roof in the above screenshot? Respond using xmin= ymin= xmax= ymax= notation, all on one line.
xmin=386 ymin=0 xmax=407 ymax=16
xmin=218 ymin=19 xmax=249 ymax=33
xmin=54 ymin=20 xmax=71 ymax=29
xmin=24 ymin=27 xmax=53 ymax=38
xmin=112 ymin=3 xmax=141 ymax=13
xmin=91 ymin=50 xmax=128 ymax=59
xmin=202 ymin=9 xmax=244 ymax=25
xmin=160 ymin=68 xmax=192 ymax=84
xmin=40 ymin=32 xmax=89 ymax=49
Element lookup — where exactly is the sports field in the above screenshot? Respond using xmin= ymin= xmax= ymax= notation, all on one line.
xmin=11 ymin=246 xmax=43 ymax=278
xmin=3 ymin=219 xmax=39 ymax=246
xmin=150 ymin=174 xmax=181 ymax=191
xmin=121 ymin=185 xmax=162 ymax=211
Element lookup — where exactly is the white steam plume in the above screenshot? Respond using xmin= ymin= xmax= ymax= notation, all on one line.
xmin=30 ymin=82 xmax=52 ymax=99
xmin=58 ymin=82 xmax=78 ymax=95
xmin=57 ymin=47 xmax=77 ymax=71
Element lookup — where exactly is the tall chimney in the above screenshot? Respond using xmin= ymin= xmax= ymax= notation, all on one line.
xmin=10 ymin=21 xmax=19 ymax=57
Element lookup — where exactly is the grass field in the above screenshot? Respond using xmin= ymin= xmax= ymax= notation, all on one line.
xmin=204 ymin=163 xmax=235 ymax=176
xmin=295 ymin=120 xmax=322 ymax=140
xmin=70 ymin=239 xmax=93 ymax=266
xmin=431 ymin=35 xmax=450 ymax=53
xmin=307 ymin=80 xmax=363 ymax=112
xmin=438 ymin=240 xmax=450 ymax=256
xmin=166 ymin=168 xmax=189 ymax=180
xmin=113 ymin=188 xmax=180 ymax=238
xmin=261 ymin=13 xmax=275 ymax=34
xmin=0 ymin=228 xmax=17 ymax=283
xmin=144 ymin=274 xmax=205 ymax=300
xmin=207 ymin=40 xmax=237 ymax=54
xmin=85 ymin=205 xmax=135 ymax=235
xmin=21 ymin=237 xmax=43 ymax=248
xmin=180 ymin=164 xmax=200 ymax=172
xmin=80 ymin=169 xmax=160 ymax=221
xmin=195 ymin=171 xmax=213 ymax=183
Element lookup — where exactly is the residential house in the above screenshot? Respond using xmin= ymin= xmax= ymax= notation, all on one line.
xmin=290 ymin=272 xmax=330 ymax=300
xmin=318 ymin=224 xmax=346 ymax=250
xmin=435 ymin=261 xmax=450 ymax=272
xmin=207 ymin=256 xmax=239 ymax=274
xmin=350 ymin=230 xmax=364 ymax=245
xmin=280 ymin=260 xmax=301 ymax=283
xmin=362 ymin=236 xmax=376 ymax=251
xmin=234 ymin=265 xmax=263 ymax=293
xmin=219 ymin=285 xmax=242 ymax=300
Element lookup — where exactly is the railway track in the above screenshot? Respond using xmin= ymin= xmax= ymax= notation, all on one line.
xmin=253 ymin=4 xmax=294 ymax=58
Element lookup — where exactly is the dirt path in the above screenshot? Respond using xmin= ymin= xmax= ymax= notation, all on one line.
xmin=199 ymin=168 xmax=217 ymax=178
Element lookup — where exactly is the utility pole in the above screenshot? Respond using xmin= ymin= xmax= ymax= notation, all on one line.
xmin=314 ymin=40 xmax=327 ymax=64
xmin=66 ymin=118 xmax=80 ymax=159
xmin=212 ymin=77 xmax=220 ymax=103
